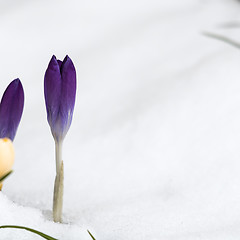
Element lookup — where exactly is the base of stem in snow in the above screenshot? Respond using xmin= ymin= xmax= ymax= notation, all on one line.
xmin=53 ymin=160 xmax=64 ymax=223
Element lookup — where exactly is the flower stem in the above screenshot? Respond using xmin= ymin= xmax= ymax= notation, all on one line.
xmin=53 ymin=140 xmax=64 ymax=223
xmin=55 ymin=140 xmax=62 ymax=173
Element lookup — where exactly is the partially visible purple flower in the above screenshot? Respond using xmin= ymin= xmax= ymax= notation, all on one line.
xmin=44 ymin=55 xmax=76 ymax=142
xmin=0 ymin=79 xmax=24 ymax=141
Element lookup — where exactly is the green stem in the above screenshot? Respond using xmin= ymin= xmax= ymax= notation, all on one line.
xmin=0 ymin=225 xmax=58 ymax=240
xmin=87 ymin=230 xmax=96 ymax=240
xmin=0 ymin=170 xmax=13 ymax=182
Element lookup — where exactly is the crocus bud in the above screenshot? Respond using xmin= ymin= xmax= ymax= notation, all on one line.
xmin=0 ymin=138 xmax=14 ymax=178
xmin=0 ymin=79 xmax=24 ymax=141
xmin=44 ymin=55 xmax=76 ymax=142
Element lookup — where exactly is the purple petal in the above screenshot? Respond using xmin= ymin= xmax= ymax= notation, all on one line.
xmin=0 ymin=79 xmax=24 ymax=141
xmin=57 ymin=60 xmax=62 ymax=68
xmin=59 ymin=55 xmax=76 ymax=137
xmin=44 ymin=55 xmax=76 ymax=141
xmin=44 ymin=55 xmax=62 ymax=137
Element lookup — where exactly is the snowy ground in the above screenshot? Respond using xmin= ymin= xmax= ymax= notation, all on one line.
xmin=1 ymin=0 xmax=240 ymax=239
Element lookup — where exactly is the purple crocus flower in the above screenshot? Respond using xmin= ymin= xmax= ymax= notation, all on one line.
xmin=44 ymin=55 xmax=76 ymax=142
xmin=44 ymin=55 xmax=77 ymax=222
xmin=0 ymin=79 xmax=24 ymax=141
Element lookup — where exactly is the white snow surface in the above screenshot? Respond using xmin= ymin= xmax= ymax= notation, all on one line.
xmin=1 ymin=0 xmax=240 ymax=239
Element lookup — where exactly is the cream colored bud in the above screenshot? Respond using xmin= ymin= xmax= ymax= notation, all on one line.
xmin=0 ymin=138 xmax=14 ymax=178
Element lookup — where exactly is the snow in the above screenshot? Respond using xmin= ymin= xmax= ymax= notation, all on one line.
xmin=1 ymin=0 xmax=240 ymax=239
